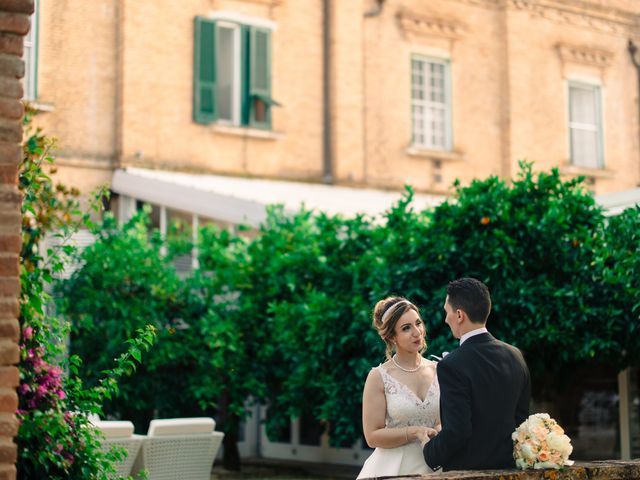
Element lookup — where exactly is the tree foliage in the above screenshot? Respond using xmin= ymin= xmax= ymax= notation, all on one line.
xmin=59 ymin=161 xmax=639 ymax=455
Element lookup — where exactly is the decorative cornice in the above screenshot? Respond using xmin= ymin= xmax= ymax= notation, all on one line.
xmin=450 ymin=0 xmax=504 ymax=10
xmin=509 ymin=0 xmax=639 ymax=36
xmin=446 ymin=0 xmax=639 ymax=35
xmin=237 ymin=0 xmax=283 ymax=5
xmin=555 ymin=43 xmax=614 ymax=68
xmin=397 ymin=9 xmax=466 ymax=40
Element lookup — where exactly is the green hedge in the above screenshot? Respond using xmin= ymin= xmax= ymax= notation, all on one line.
xmin=58 ymin=162 xmax=640 ymax=466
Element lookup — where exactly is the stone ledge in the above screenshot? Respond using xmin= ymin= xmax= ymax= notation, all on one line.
xmin=362 ymin=460 xmax=640 ymax=480
xmin=211 ymin=123 xmax=284 ymax=140
xmin=25 ymin=100 xmax=54 ymax=112
xmin=558 ymin=165 xmax=616 ymax=180
xmin=406 ymin=147 xmax=464 ymax=163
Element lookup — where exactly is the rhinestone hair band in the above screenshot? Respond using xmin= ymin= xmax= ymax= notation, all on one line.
xmin=380 ymin=300 xmax=411 ymax=326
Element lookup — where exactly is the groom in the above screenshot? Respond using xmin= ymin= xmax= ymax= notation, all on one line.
xmin=422 ymin=278 xmax=531 ymax=471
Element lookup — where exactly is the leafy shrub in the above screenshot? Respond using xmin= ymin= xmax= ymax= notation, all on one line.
xmin=60 ymin=160 xmax=638 ymax=454
xmin=17 ymin=111 xmax=156 ymax=479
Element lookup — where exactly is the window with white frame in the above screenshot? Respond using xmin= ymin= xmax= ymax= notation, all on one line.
xmin=411 ymin=56 xmax=452 ymax=151
xmin=568 ymin=81 xmax=604 ymax=169
xmin=193 ymin=14 xmax=279 ymax=129
xmin=23 ymin=0 xmax=38 ymax=100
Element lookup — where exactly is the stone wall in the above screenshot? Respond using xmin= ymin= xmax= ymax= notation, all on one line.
xmin=31 ymin=1 xmax=640 ymax=197
xmin=33 ymin=0 xmax=326 ymax=191
xmin=361 ymin=460 xmax=640 ymax=480
xmin=0 ymin=0 xmax=31 ymax=478
xmin=362 ymin=0 xmax=640 ymax=194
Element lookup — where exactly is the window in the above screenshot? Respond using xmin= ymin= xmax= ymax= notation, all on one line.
xmin=216 ymin=23 xmax=241 ymax=124
xmin=193 ymin=15 xmax=278 ymax=129
xmin=411 ymin=56 xmax=452 ymax=151
xmin=23 ymin=0 xmax=38 ymax=100
xmin=568 ymin=82 xmax=604 ymax=169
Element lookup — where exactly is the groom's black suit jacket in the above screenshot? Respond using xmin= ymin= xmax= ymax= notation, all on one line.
xmin=423 ymin=332 xmax=531 ymax=471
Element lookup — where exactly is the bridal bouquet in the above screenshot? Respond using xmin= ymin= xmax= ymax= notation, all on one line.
xmin=512 ymin=413 xmax=574 ymax=470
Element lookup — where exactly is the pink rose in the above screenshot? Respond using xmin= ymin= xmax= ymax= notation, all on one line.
xmin=23 ymin=327 xmax=33 ymax=340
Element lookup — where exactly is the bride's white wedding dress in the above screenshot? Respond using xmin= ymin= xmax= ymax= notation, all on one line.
xmin=357 ymin=364 xmax=440 ymax=479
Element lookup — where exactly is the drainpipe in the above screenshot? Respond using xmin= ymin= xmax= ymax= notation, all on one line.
xmin=628 ymin=40 xmax=640 ymax=185
xmin=114 ymin=0 xmax=124 ymax=169
xmin=322 ymin=0 xmax=333 ymax=183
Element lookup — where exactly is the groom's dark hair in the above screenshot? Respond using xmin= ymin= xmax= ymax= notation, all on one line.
xmin=446 ymin=277 xmax=491 ymax=324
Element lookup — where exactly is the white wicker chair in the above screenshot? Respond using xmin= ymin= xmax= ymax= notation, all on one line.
xmin=131 ymin=417 xmax=224 ymax=480
xmin=91 ymin=419 xmax=145 ymax=479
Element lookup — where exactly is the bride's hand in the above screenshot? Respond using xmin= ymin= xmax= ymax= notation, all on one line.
xmin=434 ymin=423 xmax=442 ymax=433
xmin=412 ymin=426 xmax=438 ymax=447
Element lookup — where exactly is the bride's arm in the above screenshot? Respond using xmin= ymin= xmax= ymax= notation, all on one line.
xmin=362 ymin=369 xmax=432 ymax=448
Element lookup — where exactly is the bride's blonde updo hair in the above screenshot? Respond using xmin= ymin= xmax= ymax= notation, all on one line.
xmin=372 ymin=296 xmax=425 ymax=360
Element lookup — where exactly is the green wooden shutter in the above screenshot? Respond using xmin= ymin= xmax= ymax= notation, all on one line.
xmin=250 ymin=28 xmax=271 ymax=97
xmin=193 ymin=17 xmax=217 ymax=124
xmin=240 ymin=25 xmax=251 ymax=126
xmin=249 ymin=27 xmax=273 ymax=127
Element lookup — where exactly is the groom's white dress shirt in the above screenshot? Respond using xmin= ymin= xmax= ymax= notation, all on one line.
xmin=459 ymin=327 xmax=488 ymax=345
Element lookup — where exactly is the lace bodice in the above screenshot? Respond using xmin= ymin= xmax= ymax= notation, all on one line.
xmin=377 ymin=364 xmax=440 ymax=430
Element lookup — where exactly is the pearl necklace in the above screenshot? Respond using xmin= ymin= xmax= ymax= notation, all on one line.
xmin=392 ymin=354 xmax=423 ymax=373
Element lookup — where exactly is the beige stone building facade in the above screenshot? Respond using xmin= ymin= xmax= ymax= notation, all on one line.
xmin=27 ymin=0 xmax=640 ymax=197
xmin=22 ymin=0 xmax=640 ymax=465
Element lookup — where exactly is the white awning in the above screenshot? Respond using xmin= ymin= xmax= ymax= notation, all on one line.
xmin=596 ymin=188 xmax=640 ymax=216
xmin=111 ymin=167 xmax=446 ymax=227
xmin=111 ymin=167 xmax=638 ymax=226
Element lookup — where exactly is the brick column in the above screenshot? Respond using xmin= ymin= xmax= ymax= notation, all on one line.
xmin=0 ymin=0 xmax=33 ymax=478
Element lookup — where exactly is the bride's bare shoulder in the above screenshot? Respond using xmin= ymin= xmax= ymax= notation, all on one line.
xmin=367 ymin=360 xmax=391 ymax=377
xmin=380 ymin=359 xmax=394 ymax=370
xmin=364 ymin=365 xmax=387 ymax=392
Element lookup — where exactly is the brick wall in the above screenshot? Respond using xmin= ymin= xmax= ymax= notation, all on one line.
xmin=0 ymin=0 xmax=33 ymax=478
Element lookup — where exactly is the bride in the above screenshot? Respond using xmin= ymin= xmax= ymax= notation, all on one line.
xmin=357 ymin=297 xmax=441 ymax=479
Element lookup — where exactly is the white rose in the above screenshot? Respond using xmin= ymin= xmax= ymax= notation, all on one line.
xmin=534 ymin=461 xmax=560 ymax=470
xmin=547 ymin=432 xmax=573 ymax=455
xmin=520 ymin=443 xmax=536 ymax=461
xmin=528 ymin=416 xmax=544 ymax=430
xmin=515 ymin=458 xmax=529 ymax=470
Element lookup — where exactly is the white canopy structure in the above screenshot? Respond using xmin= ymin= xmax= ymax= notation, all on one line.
xmin=112 ymin=167 xmax=640 ymax=227
xmin=111 ymin=167 xmax=446 ymax=226
xmin=595 ymin=188 xmax=640 ymax=216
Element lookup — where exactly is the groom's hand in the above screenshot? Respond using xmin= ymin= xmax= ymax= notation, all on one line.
xmin=417 ymin=427 xmax=439 ymax=448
